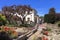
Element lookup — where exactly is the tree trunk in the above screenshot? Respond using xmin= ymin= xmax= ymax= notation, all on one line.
xmin=22 ymin=17 xmax=25 ymax=24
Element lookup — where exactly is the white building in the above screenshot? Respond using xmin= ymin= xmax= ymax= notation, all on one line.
xmin=13 ymin=9 xmax=39 ymax=24
xmin=25 ymin=10 xmax=35 ymax=22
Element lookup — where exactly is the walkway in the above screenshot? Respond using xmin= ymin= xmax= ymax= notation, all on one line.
xmin=27 ymin=24 xmax=46 ymax=40
xmin=27 ymin=31 xmax=40 ymax=40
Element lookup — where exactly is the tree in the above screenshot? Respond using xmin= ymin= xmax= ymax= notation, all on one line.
xmin=15 ymin=5 xmax=33 ymax=24
xmin=44 ymin=14 xmax=56 ymax=24
xmin=2 ymin=5 xmax=17 ymax=24
xmin=49 ymin=8 xmax=55 ymax=14
xmin=2 ymin=5 xmax=34 ymax=25
xmin=44 ymin=8 xmax=56 ymax=24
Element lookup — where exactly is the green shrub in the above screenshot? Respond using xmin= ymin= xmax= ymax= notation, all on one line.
xmin=30 ymin=22 xmax=36 ymax=27
xmin=46 ymin=28 xmax=51 ymax=31
xmin=0 ymin=31 xmax=12 ymax=40
xmin=44 ymin=14 xmax=56 ymax=24
xmin=0 ymin=14 xmax=7 ymax=26
xmin=0 ymin=22 xmax=3 ymax=26
xmin=6 ymin=24 xmax=14 ymax=27
xmin=58 ymin=23 xmax=60 ymax=27
xmin=20 ymin=24 xmax=33 ymax=27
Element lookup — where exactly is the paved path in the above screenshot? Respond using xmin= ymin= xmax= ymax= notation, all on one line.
xmin=38 ymin=24 xmax=46 ymax=32
xmin=27 ymin=24 xmax=46 ymax=40
xmin=27 ymin=31 xmax=40 ymax=40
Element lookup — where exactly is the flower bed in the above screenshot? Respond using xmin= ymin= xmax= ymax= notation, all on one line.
xmin=0 ymin=26 xmax=18 ymax=39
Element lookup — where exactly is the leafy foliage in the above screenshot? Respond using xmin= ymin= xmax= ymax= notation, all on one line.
xmin=0 ymin=27 xmax=18 ymax=39
xmin=44 ymin=8 xmax=56 ymax=24
xmin=55 ymin=14 xmax=60 ymax=22
xmin=44 ymin=14 xmax=56 ymax=24
xmin=20 ymin=24 xmax=33 ymax=27
xmin=58 ymin=23 xmax=60 ymax=27
xmin=0 ymin=14 xmax=7 ymax=26
xmin=0 ymin=31 xmax=12 ymax=40
xmin=2 ymin=5 xmax=34 ymax=25
xmin=49 ymin=8 xmax=55 ymax=14
xmin=46 ymin=27 xmax=51 ymax=31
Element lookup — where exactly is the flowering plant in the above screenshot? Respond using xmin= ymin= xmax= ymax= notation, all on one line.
xmin=44 ymin=31 xmax=48 ymax=35
xmin=42 ymin=36 xmax=48 ymax=40
xmin=0 ymin=26 xmax=18 ymax=39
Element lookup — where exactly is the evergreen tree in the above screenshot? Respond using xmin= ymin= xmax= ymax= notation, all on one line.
xmin=44 ymin=8 xmax=56 ymax=24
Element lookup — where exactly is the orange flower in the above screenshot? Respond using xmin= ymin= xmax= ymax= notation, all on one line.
xmin=44 ymin=31 xmax=48 ymax=35
xmin=4 ymin=27 xmax=10 ymax=31
xmin=12 ymin=31 xmax=18 ymax=36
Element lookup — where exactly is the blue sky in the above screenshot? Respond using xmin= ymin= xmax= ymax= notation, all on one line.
xmin=0 ymin=0 xmax=60 ymax=16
